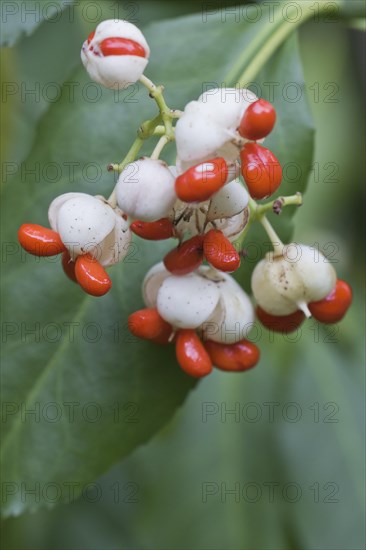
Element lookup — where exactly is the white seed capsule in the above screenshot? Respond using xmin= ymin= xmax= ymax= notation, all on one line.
xmin=156 ymin=273 xmax=221 ymax=329
xmin=116 ymin=158 xmax=177 ymax=221
xmin=199 ymin=269 xmax=254 ymax=344
xmin=251 ymin=243 xmax=337 ymax=316
xmin=176 ymin=88 xmax=258 ymax=165
xmin=168 ymin=199 xmax=208 ymax=241
xmin=143 ymin=264 xmax=254 ymax=338
xmin=198 ymin=87 xmax=258 ymax=128
xmin=81 ymin=20 xmax=150 ymax=90
xmin=175 ymin=104 xmax=230 ymax=164
xmin=207 ymin=178 xmax=249 ymax=221
xmin=49 ymin=193 xmax=131 ymax=265
xmin=208 ymin=209 xmax=249 ymax=243
xmin=143 ymin=262 xmax=172 ymax=308
xmin=97 ymin=208 xmax=131 ymax=267
xmin=50 ymin=193 xmax=115 ymax=257
xmin=48 ymin=192 xmax=83 ymax=230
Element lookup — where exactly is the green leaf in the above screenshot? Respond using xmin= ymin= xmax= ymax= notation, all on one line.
xmin=0 ymin=1 xmax=75 ymax=47
xmin=78 ymin=320 xmax=363 ymax=550
xmin=1 ymin=10 xmax=314 ymax=517
xmin=8 ymin=319 xmax=362 ymax=550
xmin=2 ymin=5 xmax=85 ymax=166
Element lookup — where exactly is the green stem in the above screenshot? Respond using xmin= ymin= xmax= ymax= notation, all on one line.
xmin=139 ymin=75 xmax=177 ymax=139
xmin=108 ymin=123 xmax=165 ymax=175
xmin=256 ymin=192 xmax=302 ymax=217
xmin=116 ymin=136 xmax=144 ymax=172
xmin=238 ymin=194 xmax=301 ymax=250
xmin=152 ymin=125 xmax=168 ymax=136
xmin=259 ymin=215 xmax=284 ymax=256
xmin=138 ymin=114 xmax=163 ymax=139
xmin=107 ymin=73 xmax=180 ymax=204
xmin=226 ymin=0 xmax=365 ymax=86
xmin=151 ymin=135 xmax=169 ymax=160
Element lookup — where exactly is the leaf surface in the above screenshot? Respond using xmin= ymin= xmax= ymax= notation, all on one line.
xmin=1 ymin=9 xmax=314 ymax=516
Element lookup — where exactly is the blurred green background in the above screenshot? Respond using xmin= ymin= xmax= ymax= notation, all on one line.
xmin=1 ymin=1 xmax=365 ymax=549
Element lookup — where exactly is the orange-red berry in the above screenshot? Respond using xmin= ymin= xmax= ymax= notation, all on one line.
xmin=175 ymin=329 xmax=212 ymax=378
xmin=130 ymin=218 xmax=174 ymax=240
xmin=74 ymin=254 xmax=112 ymax=297
xmin=239 ymin=99 xmax=276 ymax=141
xmin=175 ymin=157 xmax=228 ymax=203
xmin=87 ymin=31 xmax=95 ymax=44
xmin=18 ymin=223 xmax=66 ymax=256
xmin=61 ymin=251 xmax=77 ymax=283
xmin=164 ymin=235 xmax=204 ymax=275
xmin=204 ymin=339 xmax=260 ymax=372
xmin=309 ymin=279 xmax=352 ymax=324
xmin=99 ymin=37 xmax=146 ymax=57
xmin=203 ymin=229 xmax=240 ymax=272
xmin=128 ymin=308 xmax=173 ymax=344
xmin=256 ymin=306 xmax=305 ymax=333
xmin=240 ymin=143 xmax=282 ymax=200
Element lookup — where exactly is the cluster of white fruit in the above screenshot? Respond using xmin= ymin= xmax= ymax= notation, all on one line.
xmin=143 ymin=263 xmax=254 ymax=344
xmin=116 ymin=159 xmax=249 ymax=240
xmin=48 ymin=193 xmax=131 ymax=267
xmin=18 ymin=19 xmax=351 ymax=376
xmin=80 ymin=20 xmax=351 ymax=341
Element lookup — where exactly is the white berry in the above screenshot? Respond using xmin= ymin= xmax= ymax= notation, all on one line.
xmin=251 ymin=243 xmax=337 ymax=316
xmin=156 ymin=272 xmax=221 ymax=329
xmin=116 ymin=158 xmax=177 ymax=221
xmin=207 ymin=178 xmax=249 ymax=221
xmin=81 ymin=20 xmax=150 ymax=90
xmin=142 ymin=262 xmax=172 ymax=308
xmin=48 ymin=192 xmax=131 ymax=265
xmin=175 ymin=88 xmax=258 ymax=165
xmin=199 ymin=268 xmax=254 ymax=344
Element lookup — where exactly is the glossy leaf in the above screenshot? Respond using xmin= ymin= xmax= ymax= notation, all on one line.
xmin=0 ymin=1 xmax=75 ymax=47
xmin=1 ymin=9 xmax=314 ymax=517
